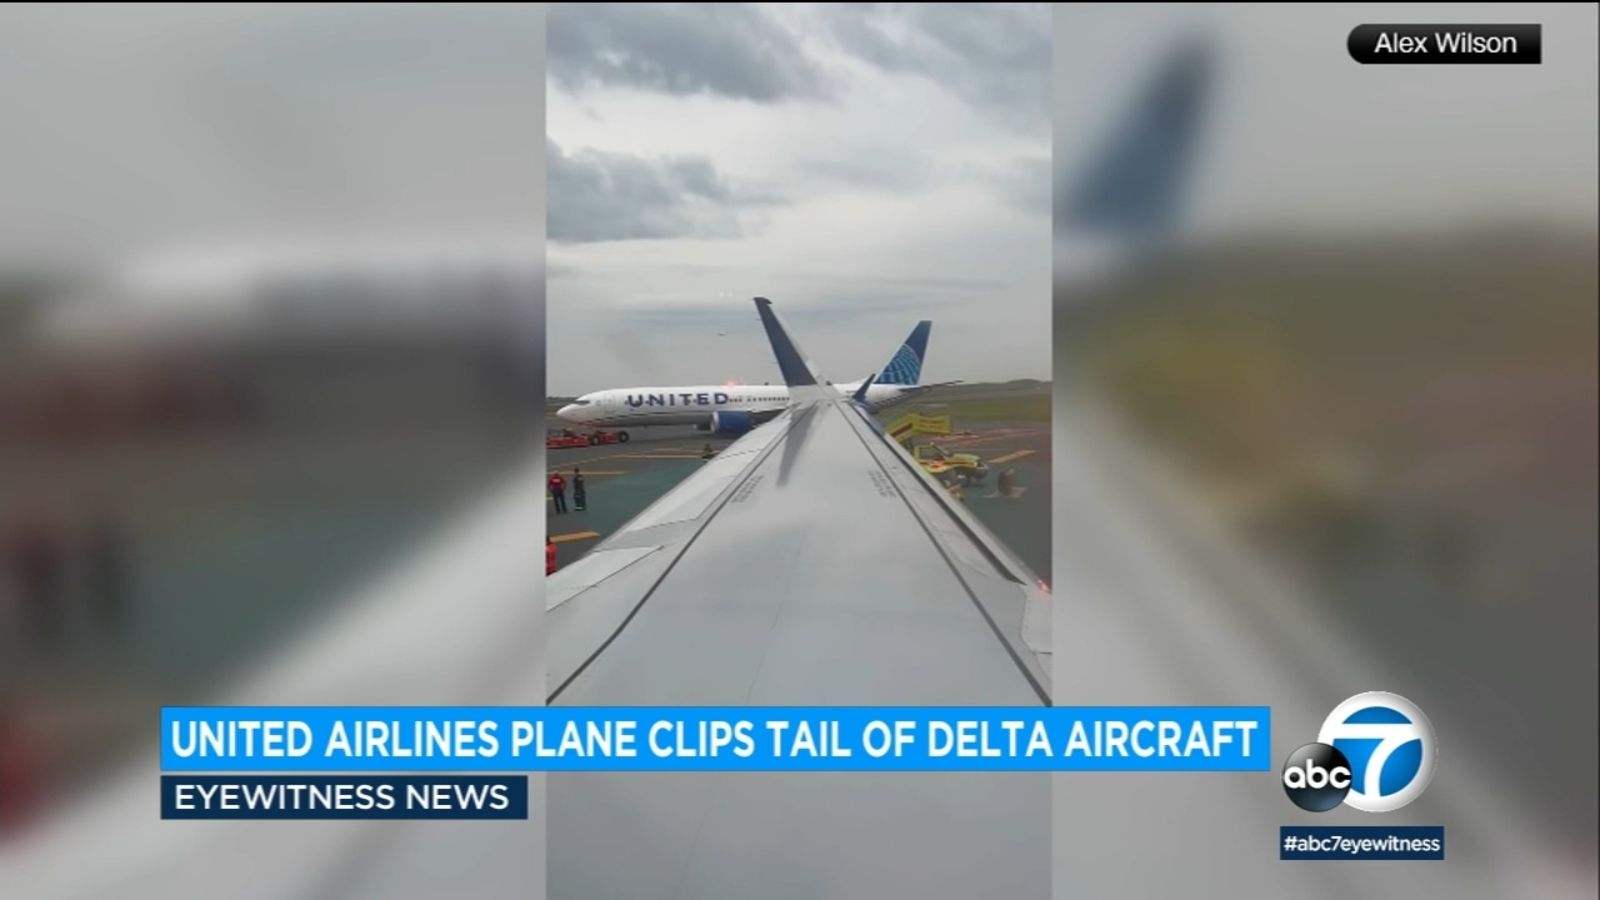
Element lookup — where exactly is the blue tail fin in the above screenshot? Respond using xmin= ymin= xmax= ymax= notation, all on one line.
xmin=876 ymin=320 xmax=932 ymax=386
xmin=754 ymin=297 xmax=819 ymax=387
xmin=754 ymin=296 xmax=835 ymax=403
xmin=1057 ymin=37 xmax=1212 ymax=237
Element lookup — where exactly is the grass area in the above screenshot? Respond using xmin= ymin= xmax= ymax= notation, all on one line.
xmin=875 ymin=380 xmax=1051 ymax=423
xmin=1065 ymin=228 xmax=1597 ymax=590
xmin=1063 ymin=229 xmax=1599 ymax=835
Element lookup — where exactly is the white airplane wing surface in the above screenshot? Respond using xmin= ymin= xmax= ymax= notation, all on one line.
xmin=545 ymin=297 xmax=1052 ymax=899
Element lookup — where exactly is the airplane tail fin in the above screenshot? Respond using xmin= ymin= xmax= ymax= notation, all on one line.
xmin=1057 ymin=36 xmax=1213 ymax=238
xmin=875 ymin=320 xmax=932 ymax=386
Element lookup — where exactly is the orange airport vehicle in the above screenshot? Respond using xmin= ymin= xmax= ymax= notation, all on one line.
xmin=546 ymin=428 xmax=629 ymax=449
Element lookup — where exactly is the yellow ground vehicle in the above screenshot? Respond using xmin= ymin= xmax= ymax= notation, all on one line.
xmin=912 ymin=442 xmax=989 ymax=486
xmin=887 ymin=412 xmax=951 ymax=445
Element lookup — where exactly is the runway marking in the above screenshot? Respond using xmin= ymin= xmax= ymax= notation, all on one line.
xmin=987 ymin=449 xmax=1038 ymax=465
xmin=550 ymin=531 xmax=602 ymax=544
xmin=547 ymin=451 xmax=630 ymax=464
xmin=550 ymin=447 xmax=690 ymax=463
xmin=548 ymin=444 xmax=723 ymax=466
xmin=546 ymin=470 xmax=628 ymax=476
xmin=945 ymin=433 xmax=1044 ymax=445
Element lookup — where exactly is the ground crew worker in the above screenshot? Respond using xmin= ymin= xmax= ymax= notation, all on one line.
xmin=548 ymin=471 xmax=568 ymax=514
xmin=85 ymin=513 xmax=128 ymax=638
xmin=573 ymin=468 xmax=587 ymax=511
xmin=6 ymin=509 xmax=66 ymax=647
xmin=546 ymin=537 xmax=557 ymax=575
xmin=0 ymin=700 xmax=43 ymax=834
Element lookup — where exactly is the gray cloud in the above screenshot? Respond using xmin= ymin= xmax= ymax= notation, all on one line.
xmin=825 ymin=3 xmax=1050 ymax=131
xmin=548 ymin=3 xmax=827 ymax=102
xmin=548 ymin=139 xmax=777 ymax=243
xmin=547 ymin=5 xmax=1052 ymax=393
xmin=0 ymin=5 xmax=546 ymax=266
xmin=800 ymin=151 xmax=933 ymax=194
xmin=800 ymin=150 xmax=1049 ymax=216
xmin=986 ymin=155 xmax=1052 ymax=215
xmin=548 ymin=4 xmax=1049 ymax=132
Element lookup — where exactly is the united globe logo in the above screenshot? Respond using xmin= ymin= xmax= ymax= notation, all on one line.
xmin=1316 ymin=692 xmax=1437 ymax=813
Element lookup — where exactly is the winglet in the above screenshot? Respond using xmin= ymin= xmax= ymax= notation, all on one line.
xmin=850 ymin=373 xmax=876 ymax=405
xmin=754 ymin=297 xmax=834 ymax=402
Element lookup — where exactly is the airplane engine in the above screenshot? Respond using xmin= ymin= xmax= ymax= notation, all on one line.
xmin=710 ymin=410 xmax=754 ymax=435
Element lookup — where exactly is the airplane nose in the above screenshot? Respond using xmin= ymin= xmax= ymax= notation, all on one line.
xmin=556 ymin=404 xmax=579 ymax=421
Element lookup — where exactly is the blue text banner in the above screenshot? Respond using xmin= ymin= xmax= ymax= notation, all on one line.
xmin=162 ymin=706 xmax=1271 ymax=772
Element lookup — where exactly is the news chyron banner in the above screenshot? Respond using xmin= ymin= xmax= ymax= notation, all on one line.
xmin=160 ymin=706 xmax=1269 ymax=819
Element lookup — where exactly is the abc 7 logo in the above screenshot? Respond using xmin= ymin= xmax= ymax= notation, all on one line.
xmin=1281 ymin=743 xmax=1354 ymax=812
xmin=1282 ymin=692 xmax=1436 ymax=813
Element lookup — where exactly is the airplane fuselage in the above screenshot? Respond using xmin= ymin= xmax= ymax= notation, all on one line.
xmin=557 ymin=382 xmax=911 ymax=427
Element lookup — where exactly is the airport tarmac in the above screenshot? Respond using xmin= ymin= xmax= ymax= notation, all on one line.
xmin=544 ymin=427 xmax=738 ymax=554
xmin=546 ymin=419 xmax=1052 ymax=583
xmin=938 ymin=420 xmax=1052 ymax=582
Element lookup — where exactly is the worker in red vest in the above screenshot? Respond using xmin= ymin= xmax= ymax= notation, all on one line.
xmin=548 ymin=472 xmax=568 ymax=514
xmin=0 ymin=702 xmax=43 ymax=834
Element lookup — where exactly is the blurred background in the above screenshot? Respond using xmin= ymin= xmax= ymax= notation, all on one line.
xmin=1052 ymin=4 xmax=1596 ymax=898
xmin=0 ymin=5 xmax=546 ymax=897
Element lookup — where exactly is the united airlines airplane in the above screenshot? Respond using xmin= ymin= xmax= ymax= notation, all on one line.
xmin=554 ymin=320 xmax=946 ymax=436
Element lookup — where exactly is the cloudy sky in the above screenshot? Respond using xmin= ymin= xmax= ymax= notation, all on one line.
xmin=0 ymin=5 xmax=546 ymax=270
xmin=546 ymin=3 xmax=1051 ymax=395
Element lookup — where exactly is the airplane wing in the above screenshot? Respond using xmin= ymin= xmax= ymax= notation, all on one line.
xmin=546 ymin=298 xmax=1051 ymax=900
